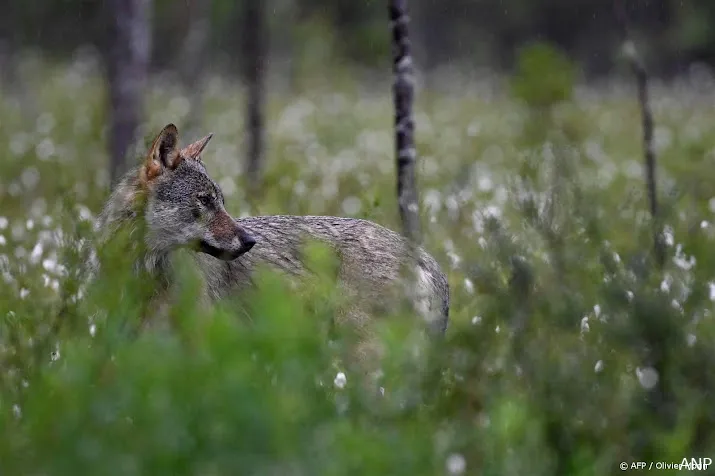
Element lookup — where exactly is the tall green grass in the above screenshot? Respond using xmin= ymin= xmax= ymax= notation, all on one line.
xmin=1 ymin=45 xmax=714 ymax=474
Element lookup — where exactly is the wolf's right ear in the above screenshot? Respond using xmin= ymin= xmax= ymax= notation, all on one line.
xmin=141 ymin=124 xmax=181 ymax=185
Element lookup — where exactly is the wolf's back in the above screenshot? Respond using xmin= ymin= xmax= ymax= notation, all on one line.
xmin=206 ymin=215 xmax=450 ymax=333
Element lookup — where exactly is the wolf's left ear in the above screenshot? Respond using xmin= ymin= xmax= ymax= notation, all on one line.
xmin=142 ymin=124 xmax=181 ymax=183
xmin=181 ymin=133 xmax=213 ymax=161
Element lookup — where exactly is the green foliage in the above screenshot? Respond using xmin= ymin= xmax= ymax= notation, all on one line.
xmin=2 ymin=58 xmax=715 ymax=474
xmin=510 ymin=42 xmax=576 ymax=110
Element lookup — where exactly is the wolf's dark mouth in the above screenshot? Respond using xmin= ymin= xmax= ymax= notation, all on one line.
xmin=198 ymin=240 xmax=236 ymax=260
xmin=198 ymin=240 xmax=224 ymax=258
xmin=197 ymin=239 xmax=255 ymax=261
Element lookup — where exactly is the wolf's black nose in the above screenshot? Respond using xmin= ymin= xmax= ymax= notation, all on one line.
xmin=241 ymin=234 xmax=256 ymax=252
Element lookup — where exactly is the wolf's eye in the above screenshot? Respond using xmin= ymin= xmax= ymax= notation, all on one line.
xmin=196 ymin=193 xmax=213 ymax=208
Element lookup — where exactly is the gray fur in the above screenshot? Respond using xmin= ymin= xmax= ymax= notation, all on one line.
xmin=95 ymin=125 xmax=450 ymax=350
xmin=198 ymin=215 xmax=450 ymax=334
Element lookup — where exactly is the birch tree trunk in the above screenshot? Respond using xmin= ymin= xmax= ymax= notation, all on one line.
xmin=389 ymin=0 xmax=421 ymax=244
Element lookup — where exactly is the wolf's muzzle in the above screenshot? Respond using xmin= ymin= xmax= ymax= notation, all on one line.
xmin=198 ymin=231 xmax=256 ymax=260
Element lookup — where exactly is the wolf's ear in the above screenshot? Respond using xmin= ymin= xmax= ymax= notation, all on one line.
xmin=181 ymin=133 xmax=213 ymax=161
xmin=142 ymin=124 xmax=181 ymax=183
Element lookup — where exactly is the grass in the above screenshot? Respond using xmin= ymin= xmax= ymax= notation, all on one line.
xmin=0 ymin=48 xmax=714 ymax=474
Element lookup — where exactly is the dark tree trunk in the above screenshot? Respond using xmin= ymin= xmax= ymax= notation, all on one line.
xmin=107 ymin=0 xmax=151 ymax=186
xmin=614 ymin=0 xmax=673 ymax=461
xmin=614 ymin=0 xmax=663 ymax=268
xmin=241 ymin=0 xmax=268 ymax=201
xmin=0 ymin=41 xmax=12 ymax=92
xmin=0 ymin=1 xmax=14 ymax=92
xmin=179 ymin=0 xmax=211 ymax=139
xmin=389 ymin=0 xmax=421 ymax=244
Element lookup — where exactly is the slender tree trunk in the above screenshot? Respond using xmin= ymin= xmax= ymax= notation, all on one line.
xmin=107 ymin=0 xmax=151 ymax=186
xmin=389 ymin=0 xmax=421 ymax=244
xmin=614 ymin=0 xmax=673 ymax=461
xmin=179 ymin=0 xmax=211 ymax=139
xmin=241 ymin=0 xmax=267 ymax=202
xmin=614 ymin=0 xmax=663 ymax=268
xmin=0 ymin=41 xmax=12 ymax=92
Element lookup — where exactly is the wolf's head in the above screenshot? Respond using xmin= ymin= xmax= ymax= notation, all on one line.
xmin=138 ymin=124 xmax=256 ymax=261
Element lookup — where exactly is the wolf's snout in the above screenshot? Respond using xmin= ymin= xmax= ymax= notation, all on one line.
xmin=240 ymin=232 xmax=256 ymax=253
xmin=198 ymin=212 xmax=257 ymax=260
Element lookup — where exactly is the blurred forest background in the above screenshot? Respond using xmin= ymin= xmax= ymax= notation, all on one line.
xmin=5 ymin=0 xmax=715 ymax=76
xmin=2 ymin=0 xmax=715 ymax=475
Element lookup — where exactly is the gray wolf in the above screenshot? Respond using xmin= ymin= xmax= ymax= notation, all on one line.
xmin=95 ymin=124 xmax=450 ymax=365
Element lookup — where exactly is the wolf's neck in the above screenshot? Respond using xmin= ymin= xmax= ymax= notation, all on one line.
xmin=96 ymin=171 xmax=142 ymax=232
xmin=96 ymin=170 xmax=171 ymax=281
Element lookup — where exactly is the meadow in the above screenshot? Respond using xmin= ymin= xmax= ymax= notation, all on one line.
xmin=0 ymin=47 xmax=714 ymax=474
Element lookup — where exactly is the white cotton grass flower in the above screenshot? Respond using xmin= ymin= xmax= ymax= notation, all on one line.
xmin=42 ymin=258 xmax=57 ymax=273
xmin=76 ymin=205 xmax=93 ymax=222
xmin=29 ymin=242 xmax=43 ymax=265
xmin=636 ymin=367 xmax=659 ymax=390
xmin=662 ymin=225 xmax=674 ymax=247
xmin=660 ymin=276 xmax=671 ymax=293
xmin=580 ymin=316 xmax=590 ymax=334
xmin=463 ymin=278 xmax=474 ymax=294
xmin=446 ymin=453 xmax=466 ymax=475
xmin=334 ymin=371 xmax=347 ymax=389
